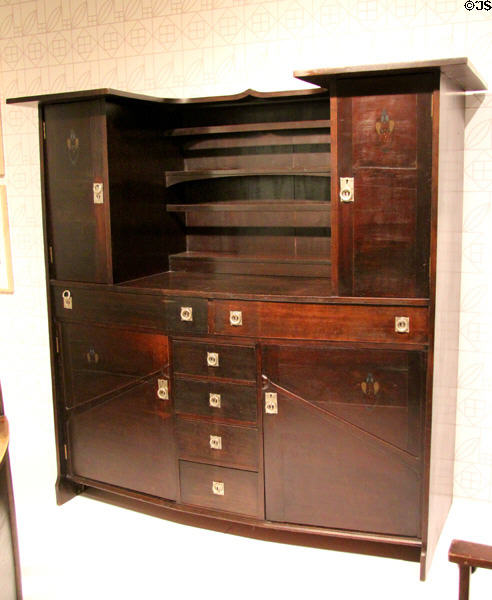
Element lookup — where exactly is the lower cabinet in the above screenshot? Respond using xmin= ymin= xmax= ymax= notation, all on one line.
xmin=57 ymin=323 xmax=426 ymax=545
xmin=262 ymin=345 xmax=425 ymax=537
xmin=60 ymin=322 xmax=177 ymax=500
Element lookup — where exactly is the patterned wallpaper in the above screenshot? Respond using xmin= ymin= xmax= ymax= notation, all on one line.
xmin=0 ymin=0 xmax=491 ymax=508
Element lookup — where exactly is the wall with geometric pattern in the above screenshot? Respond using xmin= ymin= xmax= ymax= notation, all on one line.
xmin=0 ymin=1 xmax=491 ymax=522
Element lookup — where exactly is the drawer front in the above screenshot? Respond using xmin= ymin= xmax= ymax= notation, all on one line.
xmin=176 ymin=417 xmax=259 ymax=471
xmin=212 ymin=300 xmax=428 ymax=345
xmin=60 ymin=322 xmax=168 ymax=408
xmin=174 ymin=377 xmax=257 ymax=423
xmin=179 ymin=460 xmax=261 ymax=518
xmin=52 ymin=284 xmax=208 ymax=334
xmin=172 ymin=340 xmax=256 ymax=381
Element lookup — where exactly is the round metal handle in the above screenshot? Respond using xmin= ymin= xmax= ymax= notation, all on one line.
xmin=395 ymin=316 xmax=410 ymax=333
xmin=157 ymin=387 xmax=168 ymax=400
xmin=207 ymin=352 xmax=219 ymax=367
xmin=62 ymin=290 xmax=71 ymax=299
xmin=229 ymin=311 xmax=242 ymax=326
xmin=180 ymin=306 xmax=193 ymax=322
xmin=209 ymin=393 xmax=221 ymax=408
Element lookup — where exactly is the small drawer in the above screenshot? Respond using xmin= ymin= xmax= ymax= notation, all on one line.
xmin=179 ymin=460 xmax=261 ymax=518
xmin=176 ymin=417 xmax=259 ymax=471
xmin=52 ymin=285 xmax=208 ymax=334
xmin=172 ymin=340 xmax=256 ymax=381
xmin=212 ymin=300 xmax=429 ymax=346
xmin=174 ymin=377 xmax=257 ymax=423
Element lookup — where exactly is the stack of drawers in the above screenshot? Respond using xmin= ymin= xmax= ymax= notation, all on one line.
xmin=172 ymin=339 xmax=263 ymax=518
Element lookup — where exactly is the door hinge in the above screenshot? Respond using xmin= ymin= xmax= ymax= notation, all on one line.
xmin=55 ymin=335 xmax=60 ymax=354
xmin=42 ymin=121 xmax=46 ymax=139
xmin=48 ymin=245 xmax=54 ymax=264
xmin=63 ymin=444 xmax=68 ymax=460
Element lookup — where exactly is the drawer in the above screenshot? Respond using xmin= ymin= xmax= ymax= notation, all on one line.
xmin=176 ymin=417 xmax=259 ymax=471
xmin=172 ymin=340 xmax=256 ymax=381
xmin=52 ymin=284 xmax=208 ymax=334
xmin=174 ymin=377 xmax=257 ymax=423
xmin=212 ymin=300 xmax=429 ymax=345
xmin=179 ymin=460 xmax=261 ymax=518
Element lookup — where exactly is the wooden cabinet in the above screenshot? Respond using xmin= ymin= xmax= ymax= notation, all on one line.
xmin=8 ymin=58 xmax=487 ymax=580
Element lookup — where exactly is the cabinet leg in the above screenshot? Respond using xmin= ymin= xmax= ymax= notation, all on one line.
xmin=458 ymin=565 xmax=471 ymax=600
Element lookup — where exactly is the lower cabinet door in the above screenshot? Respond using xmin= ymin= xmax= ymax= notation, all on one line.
xmin=62 ymin=323 xmax=177 ymax=501
xmin=262 ymin=345 xmax=425 ymax=537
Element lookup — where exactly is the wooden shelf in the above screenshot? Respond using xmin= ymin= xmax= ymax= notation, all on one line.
xmin=167 ymin=119 xmax=331 ymax=137
xmin=167 ymin=200 xmax=331 ymax=212
xmin=165 ymin=168 xmax=331 ymax=187
xmin=169 ymin=251 xmax=331 ymax=278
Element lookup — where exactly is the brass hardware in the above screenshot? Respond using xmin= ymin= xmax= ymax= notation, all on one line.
xmin=48 ymin=245 xmax=53 ymax=264
xmin=55 ymin=336 xmax=60 ymax=354
xmin=63 ymin=444 xmax=68 ymax=460
xmin=42 ymin=122 xmax=46 ymax=140
xmin=395 ymin=316 xmax=410 ymax=333
xmin=86 ymin=348 xmax=99 ymax=364
xmin=62 ymin=289 xmax=72 ymax=310
xmin=207 ymin=352 xmax=219 ymax=367
xmin=209 ymin=393 xmax=221 ymax=408
xmin=229 ymin=310 xmax=243 ymax=326
xmin=93 ymin=182 xmax=104 ymax=204
xmin=265 ymin=392 xmax=278 ymax=414
xmin=339 ymin=177 xmax=354 ymax=203
xmin=361 ymin=373 xmax=380 ymax=397
xmin=212 ymin=481 xmax=224 ymax=496
xmin=209 ymin=435 xmax=222 ymax=450
xmin=180 ymin=306 xmax=193 ymax=322
xmin=157 ymin=379 xmax=169 ymax=400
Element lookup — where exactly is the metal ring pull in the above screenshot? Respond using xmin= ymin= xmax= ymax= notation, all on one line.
xmin=229 ymin=311 xmax=242 ymax=326
xmin=395 ymin=316 xmax=410 ymax=333
xmin=207 ymin=352 xmax=219 ymax=367
xmin=209 ymin=435 xmax=222 ymax=450
xmin=157 ymin=379 xmax=169 ymax=400
xmin=180 ymin=306 xmax=193 ymax=322
xmin=209 ymin=393 xmax=221 ymax=408
xmin=62 ymin=289 xmax=72 ymax=310
xmin=212 ymin=481 xmax=224 ymax=496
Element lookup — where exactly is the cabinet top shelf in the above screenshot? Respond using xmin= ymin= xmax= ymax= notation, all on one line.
xmin=167 ymin=120 xmax=331 ymax=137
xmin=294 ymin=57 xmax=487 ymax=91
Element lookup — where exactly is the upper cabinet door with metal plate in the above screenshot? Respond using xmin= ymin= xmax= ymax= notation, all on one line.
xmin=44 ymin=99 xmax=110 ymax=283
xmin=333 ymin=73 xmax=436 ymax=298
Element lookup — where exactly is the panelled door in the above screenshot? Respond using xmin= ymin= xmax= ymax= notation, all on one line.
xmin=262 ymin=344 xmax=425 ymax=537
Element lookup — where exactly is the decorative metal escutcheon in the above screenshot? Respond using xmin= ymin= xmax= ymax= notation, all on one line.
xmin=209 ymin=435 xmax=222 ymax=450
xmin=395 ymin=316 xmax=410 ymax=333
xmin=265 ymin=392 xmax=278 ymax=414
xmin=62 ymin=289 xmax=72 ymax=310
xmin=209 ymin=393 xmax=221 ymax=408
xmin=157 ymin=378 xmax=169 ymax=400
xmin=93 ymin=182 xmax=104 ymax=204
xmin=180 ymin=306 xmax=193 ymax=322
xmin=207 ymin=352 xmax=219 ymax=367
xmin=339 ymin=177 xmax=354 ymax=203
xmin=229 ymin=310 xmax=243 ymax=326
xmin=361 ymin=373 xmax=380 ymax=397
xmin=212 ymin=481 xmax=224 ymax=496
xmin=86 ymin=347 xmax=99 ymax=364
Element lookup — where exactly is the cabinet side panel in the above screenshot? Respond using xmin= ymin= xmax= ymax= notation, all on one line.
xmin=422 ymin=75 xmax=464 ymax=578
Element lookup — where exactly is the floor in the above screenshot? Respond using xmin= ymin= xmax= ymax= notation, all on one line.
xmin=13 ymin=493 xmax=492 ymax=600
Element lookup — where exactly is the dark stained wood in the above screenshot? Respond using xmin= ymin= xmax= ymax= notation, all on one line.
xmin=213 ymin=300 xmax=429 ymax=346
xmin=449 ymin=539 xmax=492 ymax=600
xmin=174 ymin=377 xmax=257 ymax=423
xmin=179 ymin=461 xmax=261 ymax=518
xmin=165 ymin=168 xmax=330 ymax=187
xmin=294 ymin=57 xmax=487 ymax=92
xmin=68 ymin=376 xmax=177 ymax=500
xmin=59 ymin=322 xmax=168 ymax=408
xmin=176 ymin=417 xmax=259 ymax=470
xmin=168 ymin=119 xmax=331 ymax=137
xmin=172 ymin=339 xmax=256 ymax=381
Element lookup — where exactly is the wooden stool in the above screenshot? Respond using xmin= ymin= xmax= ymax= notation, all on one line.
xmin=449 ymin=539 xmax=492 ymax=600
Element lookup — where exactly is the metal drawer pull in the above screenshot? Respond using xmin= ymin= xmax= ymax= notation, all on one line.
xmin=339 ymin=177 xmax=354 ymax=203
xmin=212 ymin=481 xmax=224 ymax=496
xmin=395 ymin=316 xmax=410 ymax=333
xmin=180 ymin=306 xmax=193 ymax=322
xmin=86 ymin=348 xmax=99 ymax=364
xmin=229 ymin=310 xmax=243 ymax=326
xmin=157 ymin=379 xmax=168 ymax=400
xmin=209 ymin=393 xmax=221 ymax=408
xmin=62 ymin=289 xmax=72 ymax=310
xmin=265 ymin=392 xmax=278 ymax=414
xmin=209 ymin=435 xmax=222 ymax=450
xmin=207 ymin=352 xmax=219 ymax=367
xmin=93 ymin=182 xmax=104 ymax=204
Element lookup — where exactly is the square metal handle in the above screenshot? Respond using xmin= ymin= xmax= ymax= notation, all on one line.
xmin=207 ymin=352 xmax=219 ymax=367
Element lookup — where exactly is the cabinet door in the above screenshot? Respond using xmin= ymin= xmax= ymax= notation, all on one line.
xmin=334 ymin=74 xmax=435 ymax=297
xmin=61 ymin=323 xmax=177 ymax=500
xmin=44 ymin=100 xmax=110 ymax=283
xmin=262 ymin=345 xmax=425 ymax=537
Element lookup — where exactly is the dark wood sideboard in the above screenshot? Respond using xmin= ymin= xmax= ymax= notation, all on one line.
xmin=8 ymin=58 xmax=487 ymax=581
